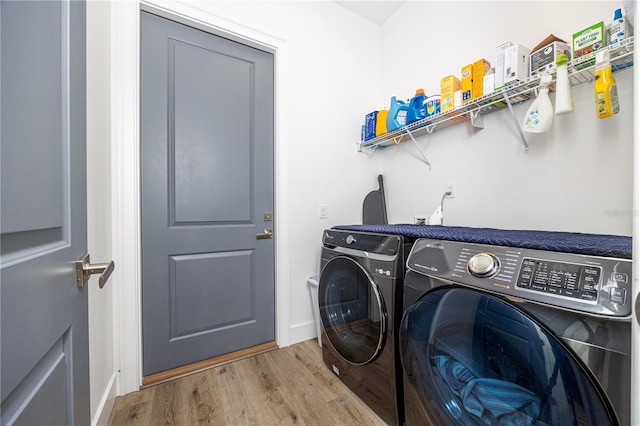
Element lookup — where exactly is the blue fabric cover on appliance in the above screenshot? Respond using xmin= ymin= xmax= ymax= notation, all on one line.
xmin=333 ymin=224 xmax=632 ymax=259
xmin=432 ymin=355 xmax=541 ymax=426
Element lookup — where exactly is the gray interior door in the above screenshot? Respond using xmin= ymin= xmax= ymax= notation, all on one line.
xmin=141 ymin=12 xmax=275 ymax=376
xmin=1 ymin=1 xmax=89 ymax=424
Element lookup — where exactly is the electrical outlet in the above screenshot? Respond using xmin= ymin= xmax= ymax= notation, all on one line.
xmin=445 ymin=182 xmax=456 ymax=198
xmin=319 ymin=204 xmax=327 ymax=219
xmin=414 ymin=214 xmax=428 ymax=225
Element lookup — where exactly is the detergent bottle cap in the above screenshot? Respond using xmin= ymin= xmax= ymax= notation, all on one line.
xmin=556 ymin=54 xmax=569 ymax=67
xmin=614 ymin=8 xmax=622 ymax=20
xmin=415 ymin=88 xmax=425 ymax=96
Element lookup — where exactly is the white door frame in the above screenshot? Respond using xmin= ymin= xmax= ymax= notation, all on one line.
xmin=111 ymin=0 xmax=291 ymax=394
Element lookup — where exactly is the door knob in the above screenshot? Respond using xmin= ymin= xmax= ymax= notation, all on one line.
xmin=75 ymin=254 xmax=115 ymax=289
xmin=256 ymin=229 xmax=273 ymax=239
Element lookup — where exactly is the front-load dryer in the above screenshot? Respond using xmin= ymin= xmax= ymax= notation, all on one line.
xmin=399 ymin=231 xmax=632 ymax=426
xmin=319 ymin=229 xmax=411 ymax=426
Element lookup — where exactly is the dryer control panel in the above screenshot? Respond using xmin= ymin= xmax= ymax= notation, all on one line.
xmin=407 ymin=238 xmax=632 ymax=318
xmin=323 ymin=229 xmax=401 ymax=256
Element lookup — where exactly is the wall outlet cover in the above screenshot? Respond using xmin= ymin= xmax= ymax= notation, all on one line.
xmin=414 ymin=214 xmax=428 ymax=225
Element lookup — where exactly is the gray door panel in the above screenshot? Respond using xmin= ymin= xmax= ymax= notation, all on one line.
xmin=141 ymin=12 xmax=275 ymax=376
xmin=1 ymin=1 xmax=64 ymax=235
xmin=1 ymin=1 xmax=89 ymax=424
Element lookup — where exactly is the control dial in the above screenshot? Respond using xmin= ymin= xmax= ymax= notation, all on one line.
xmin=468 ymin=253 xmax=500 ymax=278
xmin=346 ymin=235 xmax=357 ymax=245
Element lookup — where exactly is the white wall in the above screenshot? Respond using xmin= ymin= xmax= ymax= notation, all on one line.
xmin=87 ymin=2 xmax=118 ymax=424
xmin=376 ymin=1 xmax=633 ymax=236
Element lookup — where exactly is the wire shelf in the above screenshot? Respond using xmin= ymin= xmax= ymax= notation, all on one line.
xmin=361 ymin=36 xmax=634 ymax=161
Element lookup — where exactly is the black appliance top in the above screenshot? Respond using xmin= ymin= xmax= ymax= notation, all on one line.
xmin=333 ymin=224 xmax=632 ymax=260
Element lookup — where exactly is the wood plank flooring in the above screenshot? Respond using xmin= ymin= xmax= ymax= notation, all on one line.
xmin=108 ymin=339 xmax=388 ymax=425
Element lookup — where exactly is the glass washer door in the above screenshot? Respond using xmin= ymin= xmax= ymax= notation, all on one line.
xmin=400 ymin=286 xmax=618 ymax=426
xmin=319 ymin=256 xmax=386 ymax=365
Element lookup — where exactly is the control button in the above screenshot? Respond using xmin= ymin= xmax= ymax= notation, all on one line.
xmin=517 ymin=260 xmax=535 ymax=287
xmin=517 ymin=274 xmax=532 ymax=288
xmin=549 ymin=278 xmax=562 ymax=288
xmin=583 ymin=267 xmax=600 ymax=276
xmin=580 ymin=292 xmax=598 ymax=302
xmin=580 ymin=266 xmax=600 ymax=292
xmin=345 ymin=235 xmax=356 ymax=245
xmin=561 ymin=288 xmax=578 ymax=298
xmin=565 ymin=281 xmax=579 ymax=291
xmin=610 ymin=288 xmax=626 ymax=305
xmin=612 ymin=272 xmax=628 ymax=283
xmin=531 ymin=283 xmax=546 ymax=291
xmin=468 ymin=253 xmax=499 ymax=277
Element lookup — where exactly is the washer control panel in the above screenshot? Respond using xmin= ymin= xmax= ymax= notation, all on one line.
xmin=407 ymin=238 xmax=632 ymax=318
xmin=517 ymin=258 xmax=601 ymax=302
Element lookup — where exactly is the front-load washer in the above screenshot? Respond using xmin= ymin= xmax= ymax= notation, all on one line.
xmin=319 ymin=229 xmax=411 ymax=426
xmin=399 ymin=231 xmax=632 ymax=426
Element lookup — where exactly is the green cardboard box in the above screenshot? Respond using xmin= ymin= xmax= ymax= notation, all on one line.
xmin=572 ymin=22 xmax=607 ymax=69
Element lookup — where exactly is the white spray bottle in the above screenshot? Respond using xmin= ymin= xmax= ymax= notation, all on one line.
xmin=522 ymin=75 xmax=554 ymax=133
xmin=555 ymin=54 xmax=574 ymax=114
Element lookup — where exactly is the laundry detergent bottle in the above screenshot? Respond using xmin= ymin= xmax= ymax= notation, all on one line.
xmin=594 ymin=49 xmax=619 ymax=119
xmin=425 ymin=95 xmax=441 ymax=117
xmin=406 ymin=89 xmax=427 ymax=124
xmin=387 ymin=96 xmax=409 ymax=131
xmin=375 ymin=109 xmax=389 ymax=136
xmin=522 ymin=75 xmax=553 ymax=133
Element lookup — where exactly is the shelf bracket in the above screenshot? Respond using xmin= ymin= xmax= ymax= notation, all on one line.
xmin=425 ymin=124 xmax=436 ymax=134
xmin=403 ymin=129 xmax=432 ymax=169
xmin=503 ymin=93 xmax=529 ymax=153
xmin=470 ymin=110 xmax=485 ymax=129
xmin=359 ymin=143 xmax=377 ymax=157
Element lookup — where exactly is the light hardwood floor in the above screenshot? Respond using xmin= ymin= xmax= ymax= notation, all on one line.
xmin=108 ymin=339 xmax=388 ymax=425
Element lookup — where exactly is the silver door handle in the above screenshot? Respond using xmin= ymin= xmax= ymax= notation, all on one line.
xmin=256 ymin=229 xmax=273 ymax=239
xmin=75 ymin=254 xmax=115 ymax=289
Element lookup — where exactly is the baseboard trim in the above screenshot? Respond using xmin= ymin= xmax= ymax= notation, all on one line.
xmin=92 ymin=372 xmax=119 ymax=426
xmin=290 ymin=320 xmax=320 ymax=346
xmin=141 ymin=341 xmax=278 ymax=388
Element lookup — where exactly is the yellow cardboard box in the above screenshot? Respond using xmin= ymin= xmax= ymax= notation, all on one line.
xmin=472 ymin=59 xmax=491 ymax=99
xmin=440 ymin=75 xmax=462 ymax=112
xmin=461 ymin=64 xmax=473 ymax=103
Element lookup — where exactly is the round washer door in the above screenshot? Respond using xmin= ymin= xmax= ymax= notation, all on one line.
xmin=400 ymin=286 xmax=618 ymax=426
xmin=319 ymin=256 xmax=386 ymax=365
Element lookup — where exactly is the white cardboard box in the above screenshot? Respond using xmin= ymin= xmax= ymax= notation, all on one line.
xmin=504 ymin=44 xmax=531 ymax=84
xmin=494 ymin=42 xmax=512 ymax=89
xmin=483 ymin=73 xmax=495 ymax=96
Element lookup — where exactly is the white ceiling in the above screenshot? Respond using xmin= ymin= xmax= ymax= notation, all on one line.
xmin=334 ymin=1 xmax=406 ymax=25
